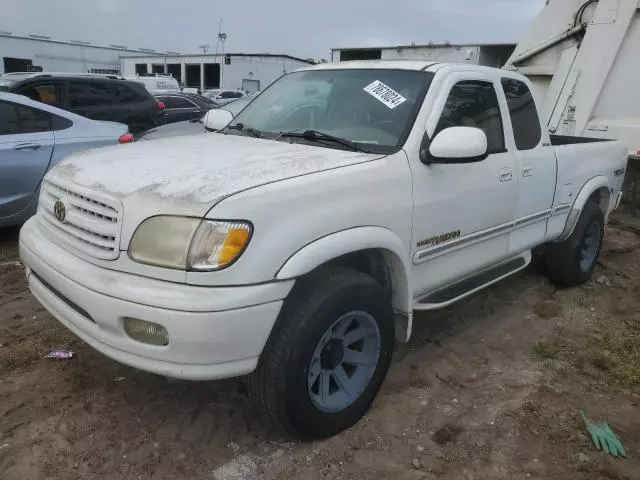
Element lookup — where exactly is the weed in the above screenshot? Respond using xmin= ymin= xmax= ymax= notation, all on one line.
xmin=594 ymin=320 xmax=640 ymax=387
xmin=532 ymin=341 xmax=563 ymax=360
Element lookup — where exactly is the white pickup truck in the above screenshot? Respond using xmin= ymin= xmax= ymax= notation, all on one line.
xmin=19 ymin=61 xmax=627 ymax=439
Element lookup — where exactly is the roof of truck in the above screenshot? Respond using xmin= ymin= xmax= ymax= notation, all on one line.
xmin=302 ymin=60 xmax=438 ymax=71
xmin=299 ymin=60 xmax=516 ymax=76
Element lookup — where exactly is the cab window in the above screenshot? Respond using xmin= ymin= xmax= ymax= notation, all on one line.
xmin=435 ymin=81 xmax=505 ymax=154
xmin=501 ymin=78 xmax=541 ymax=150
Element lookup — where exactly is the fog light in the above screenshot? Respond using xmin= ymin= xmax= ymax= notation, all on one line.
xmin=123 ymin=317 xmax=169 ymax=346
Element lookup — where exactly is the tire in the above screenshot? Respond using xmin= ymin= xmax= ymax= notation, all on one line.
xmin=545 ymin=200 xmax=605 ymax=286
xmin=250 ymin=265 xmax=395 ymax=439
xmin=632 ymin=195 xmax=640 ymax=219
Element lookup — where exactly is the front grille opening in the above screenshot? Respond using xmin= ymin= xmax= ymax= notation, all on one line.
xmin=41 ymin=216 xmax=116 ymax=253
xmin=71 ymin=205 xmax=117 ymax=223
xmin=45 ymin=182 xmax=118 ymax=214
xmin=32 ymin=271 xmax=95 ymax=323
xmin=39 ymin=180 xmax=122 ymax=260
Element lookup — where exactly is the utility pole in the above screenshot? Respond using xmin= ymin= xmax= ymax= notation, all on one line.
xmin=218 ymin=32 xmax=227 ymax=88
xmin=214 ymin=18 xmax=226 ymax=89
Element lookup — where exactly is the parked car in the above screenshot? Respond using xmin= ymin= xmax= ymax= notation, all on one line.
xmin=202 ymin=88 xmax=246 ymax=105
xmin=154 ymin=92 xmax=216 ymax=125
xmin=9 ymin=75 xmax=163 ymax=134
xmin=125 ymin=73 xmax=180 ymax=94
xmin=19 ymin=61 xmax=628 ymax=439
xmin=139 ymin=97 xmax=251 ymax=140
xmin=1 ymin=72 xmax=40 ymax=90
xmin=0 ymin=91 xmax=131 ymax=228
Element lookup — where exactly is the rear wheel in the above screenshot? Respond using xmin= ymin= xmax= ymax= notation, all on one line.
xmin=251 ymin=266 xmax=395 ymax=439
xmin=632 ymin=195 xmax=640 ymax=219
xmin=545 ymin=200 xmax=605 ymax=286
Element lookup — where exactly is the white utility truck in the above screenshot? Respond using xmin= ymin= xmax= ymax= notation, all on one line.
xmin=504 ymin=0 xmax=640 ymax=212
xmin=20 ymin=61 xmax=627 ymax=438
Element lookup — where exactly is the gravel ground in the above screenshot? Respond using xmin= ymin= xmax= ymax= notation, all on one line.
xmin=1 ymin=216 xmax=640 ymax=479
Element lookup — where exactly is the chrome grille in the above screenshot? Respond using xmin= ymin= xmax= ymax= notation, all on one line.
xmin=39 ymin=180 xmax=122 ymax=260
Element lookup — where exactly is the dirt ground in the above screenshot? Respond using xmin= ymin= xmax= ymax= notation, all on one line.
xmin=1 ymin=216 xmax=640 ymax=480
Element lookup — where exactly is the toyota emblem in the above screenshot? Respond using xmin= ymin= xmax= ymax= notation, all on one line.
xmin=53 ymin=200 xmax=66 ymax=223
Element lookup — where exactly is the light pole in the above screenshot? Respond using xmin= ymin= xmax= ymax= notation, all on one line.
xmin=218 ymin=32 xmax=227 ymax=88
xmin=199 ymin=44 xmax=210 ymax=54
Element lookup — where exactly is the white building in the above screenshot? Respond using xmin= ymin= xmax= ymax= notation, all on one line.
xmin=0 ymin=31 xmax=170 ymax=74
xmin=0 ymin=32 xmax=313 ymax=93
xmin=120 ymin=53 xmax=314 ymax=92
xmin=331 ymin=42 xmax=516 ymax=67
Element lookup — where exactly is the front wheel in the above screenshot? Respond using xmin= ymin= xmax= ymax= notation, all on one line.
xmin=250 ymin=266 xmax=395 ymax=439
xmin=545 ymin=200 xmax=605 ymax=286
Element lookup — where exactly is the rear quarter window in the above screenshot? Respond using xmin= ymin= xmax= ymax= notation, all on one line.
xmin=0 ymin=101 xmax=20 ymax=134
xmin=0 ymin=100 xmax=52 ymax=134
xmin=501 ymin=78 xmax=542 ymax=150
xmin=19 ymin=105 xmax=52 ymax=133
xmin=118 ymin=84 xmax=148 ymax=103
xmin=69 ymin=81 xmax=119 ymax=107
xmin=52 ymin=114 xmax=73 ymax=131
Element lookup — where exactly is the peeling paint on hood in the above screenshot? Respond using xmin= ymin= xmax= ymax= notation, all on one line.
xmin=51 ymin=133 xmax=382 ymax=207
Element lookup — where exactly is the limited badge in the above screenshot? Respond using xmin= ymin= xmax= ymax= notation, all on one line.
xmin=363 ymin=80 xmax=407 ymax=109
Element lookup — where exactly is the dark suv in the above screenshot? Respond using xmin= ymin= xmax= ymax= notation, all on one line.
xmin=9 ymin=75 xmax=163 ymax=133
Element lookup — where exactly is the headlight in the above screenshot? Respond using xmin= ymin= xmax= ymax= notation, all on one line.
xmin=129 ymin=216 xmax=252 ymax=271
xmin=187 ymin=220 xmax=252 ymax=271
xmin=129 ymin=216 xmax=200 ymax=269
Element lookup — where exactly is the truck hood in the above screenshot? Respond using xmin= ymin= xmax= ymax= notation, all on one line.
xmin=49 ymin=133 xmax=382 ymax=222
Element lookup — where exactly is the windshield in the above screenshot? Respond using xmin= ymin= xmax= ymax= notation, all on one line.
xmin=224 ymin=98 xmax=251 ymax=117
xmin=229 ymin=69 xmax=433 ymax=153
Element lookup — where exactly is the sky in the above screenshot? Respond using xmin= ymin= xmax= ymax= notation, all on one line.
xmin=3 ymin=0 xmax=546 ymax=60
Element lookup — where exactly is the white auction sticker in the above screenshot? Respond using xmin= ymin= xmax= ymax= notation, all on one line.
xmin=363 ymin=80 xmax=407 ymax=109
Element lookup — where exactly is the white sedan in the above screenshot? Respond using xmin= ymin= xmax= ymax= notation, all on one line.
xmin=0 ymin=92 xmax=132 ymax=228
xmin=201 ymin=88 xmax=247 ymax=105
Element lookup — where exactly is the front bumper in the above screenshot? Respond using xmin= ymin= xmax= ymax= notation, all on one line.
xmin=19 ymin=218 xmax=294 ymax=380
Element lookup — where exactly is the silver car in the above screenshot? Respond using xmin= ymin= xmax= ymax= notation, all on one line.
xmin=0 ymin=92 xmax=131 ymax=227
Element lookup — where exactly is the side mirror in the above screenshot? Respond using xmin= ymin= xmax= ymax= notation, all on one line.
xmin=204 ymin=109 xmax=234 ymax=132
xmin=421 ymin=127 xmax=488 ymax=164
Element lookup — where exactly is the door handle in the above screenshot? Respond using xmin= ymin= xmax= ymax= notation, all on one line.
xmin=13 ymin=143 xmax=42 ymax=151
xmin=523 ymin=164 xmax=534 ymax=177
xmin=499 ymin=167 xmax=513 ymax=182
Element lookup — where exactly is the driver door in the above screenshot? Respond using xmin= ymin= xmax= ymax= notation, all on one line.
xmin=410 ymin=75 xmax=518 ymax=297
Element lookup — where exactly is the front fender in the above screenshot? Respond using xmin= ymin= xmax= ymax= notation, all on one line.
xmin=275 ymin=226 xmax=413 ymax=319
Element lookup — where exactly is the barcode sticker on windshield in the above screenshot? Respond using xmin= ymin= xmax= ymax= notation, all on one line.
xmin=363 ymin=80 xmax=407 ymax=109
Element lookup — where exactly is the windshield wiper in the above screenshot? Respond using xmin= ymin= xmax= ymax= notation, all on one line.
xmin=278 ymin=130 xmax=369 ymax=153
xmin=226 ymin=123 xmax=262 ymax=138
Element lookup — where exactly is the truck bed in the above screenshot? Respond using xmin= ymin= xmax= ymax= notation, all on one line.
xmin=550 ymin=137 xmax=627 ymax=226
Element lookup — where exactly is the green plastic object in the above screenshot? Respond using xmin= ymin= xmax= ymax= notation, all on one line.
xmin=581 ymin=410 xmax=626 ymax=458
